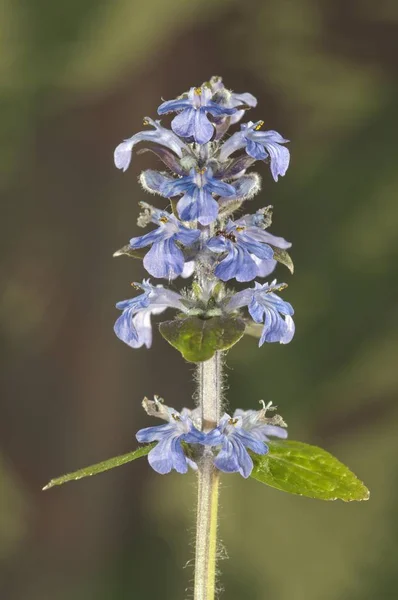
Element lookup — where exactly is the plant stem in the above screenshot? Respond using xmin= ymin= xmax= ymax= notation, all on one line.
xmin=194 ymin=352 xmax=223 ymax=600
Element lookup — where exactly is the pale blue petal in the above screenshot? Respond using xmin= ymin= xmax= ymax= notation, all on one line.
xmin=147 ymin=436 xmax=188 ymax=474
xmin=215 ymin=245 xmax=258 ymax=282
xmin=206 ymin=177 xmax=235 ymax=197
xmin=140 ymin=170 xmax=191 ymax=197
xmin=174 ymin=226 xmax=201 ymax=246
xmin=235 ymin=429 xmax=268 ymax=455
xmin=143 ymin=239 xmax=184 ymax=279
xmin=194 ymin=109 xmax=214 ymax=144
xmin=205 ymin=101 xmax=236 ymax=117
xmin=179 ymin=187 xmax=219 ymax=226
xmin=280 ymin=315 xmax=295 ymax=344
xmin=171 ymin=109 xmax=196 ymax=138
xmin=157 ymin=98 xmax=192 ymax=114
xmin=225 ymin=288 xmax=254 ymax=312
xmin=266 ymin=143 xmax=290 ymax=181
xmin=130 ymin=310 xmax=155 ymax=348
xmin=114 ymin=306 xmax=138 ymax=347
xmin=230 ymin=92 xmax=257 ymax=108
xmin=218 ymin=131 xmax=247 ymax=161
xmin=129 ymin=227 xmax=165 ymax=250
xmin=255 ymin=130 xmax=289 ymax=144
xmin=214 ymin=439 xmax=241 ymax=473
xmin=248 ymin=298 xmax=264 ymax=323
xmin=240 ymin=239 xmax=274 ymax=260
xmin=246 ymin=139 xmax=268 ymax=160
xmin=136 ymin=423 xmax=175 ymax=443
xmin=256 ymin=230 xmax=291 ymax=250
xmin=253 ymin=257 xmax=278 ymax=278
xmin=207 ymin=236 xmax=228 ymax=253
xmin=114 ymin=119 xmax=186 ymax=171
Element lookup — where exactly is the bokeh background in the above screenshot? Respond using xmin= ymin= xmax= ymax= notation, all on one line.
xmin=1 ymin=0 xmax=398 ymax=598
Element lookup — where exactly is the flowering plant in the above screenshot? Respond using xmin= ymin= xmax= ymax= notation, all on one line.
xmin=44 ymin=77 xmax=369 ymax=600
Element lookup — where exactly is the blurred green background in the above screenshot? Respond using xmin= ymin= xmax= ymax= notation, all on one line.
xmin=1 ymin=0 xmax=398 ymax=598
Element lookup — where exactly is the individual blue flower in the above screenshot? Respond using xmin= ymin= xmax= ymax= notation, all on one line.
xmin=114 ymin=280 xmax=188 ymax=349
xmin=114 ymin=117 xmax=188 ymax=172
xmin=209 ymin=75 xmax=257 ymax=125
xmin=136 ymin=406 xmax=206 ymax=474
xmin=129 ymin=210 xmax=200 ymax=279
xmin=226 ymin=280 xmax=295 ymax=346
xmin=207 ymin=216 xmax=282 ymax=282
xmin=140 ymin=167 xmax=235 ymax=226
xmin=219 ymin=121 xmax=290 ymax=181
xmin=235 ymin=211 xmax=292 ymax=278
xmin=205 ymin=414 xmax=268 ymax=478
xmin=233 ymin=402 xmax=288 ymax=443
xmin=157 ymin=86 xmax=236 ymax=144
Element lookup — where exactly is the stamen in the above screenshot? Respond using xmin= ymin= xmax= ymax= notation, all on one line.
xmin=259 ymin=400 xmax=276 ymax=412
xmin=266 ymin=283 xmax=288 ymax=294
xmin=194 ymin=87 xmax=202 ymax=95
xmin=235 ymin=226 xmax=246 ymax=232
xmin=228 ymin=417 xmax=239 ymax=426
xmin=254 ymin=120 xmax=264 ymax=131
xmin=159 ymin=216 xmax=169 ymax=223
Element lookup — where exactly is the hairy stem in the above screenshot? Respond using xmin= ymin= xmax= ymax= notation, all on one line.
xmin=194 ymin=352 xmax=223 ymax=600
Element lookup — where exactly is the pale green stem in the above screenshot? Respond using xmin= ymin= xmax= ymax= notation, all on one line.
xmin=194 ymin=352 xmax=223 ymax=600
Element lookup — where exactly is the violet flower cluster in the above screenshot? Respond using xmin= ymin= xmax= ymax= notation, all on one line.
xmin=136 ymin=397 xmax=287 ymax=478
xmin=113 ymin=77 xmax=294 ymax=476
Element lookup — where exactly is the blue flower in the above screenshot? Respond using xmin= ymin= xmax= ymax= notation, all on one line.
xmin=141 ymin=167 xmax=236 ymax=226
xmin=158 ymin=86 xmax=236 ymax=144
xmin=136 ymin=405 xmax=206 ymax=474
xmin=204 ymin=414 xmax=269 ymax=478
xmin=219 ymin=121 xmax=290 ymax=181
xmin=129 ymin=210 xmax=200 ymax=279
xmin=207 ymin=216 xmax=284 ymax=282
xmin=227 ymin=280 xmax=295 ymax=346
xmin=209 ymin=75 xmax=257 ymax=126
xmin=236 ymin=211 xmax=292 ymax=278
xmin=233 ymin=402 xmax=288 ymax=443
xmin=114 ymin=117 xmax=188 ymax=172
xmin=114 ymin=280 xmax=188 ymax=349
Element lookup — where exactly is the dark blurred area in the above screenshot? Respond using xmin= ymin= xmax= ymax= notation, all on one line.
xmin=1 ymin=0 xmax=398 ymax=598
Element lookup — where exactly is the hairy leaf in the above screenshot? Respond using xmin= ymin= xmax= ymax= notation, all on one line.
xmin=251 ymin=440 xmax=369 ymax=501
xmin=272 ymin=247 xmax=294 ymax=274
xmin=159 ymin=316 xmax=245 ymax=362
xmin=43 ymin=444 xmax=154 ymax=490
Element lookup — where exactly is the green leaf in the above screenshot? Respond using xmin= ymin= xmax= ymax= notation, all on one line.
xmin=251 ymin=440 xmax=369 ymax=502
xmin=159 ymin=315 xmax=245 ymax=362
xmin=43 ymin=444 xmax=154 ymax=490
xmin=271 ymin=246 xmax=294 ymax=274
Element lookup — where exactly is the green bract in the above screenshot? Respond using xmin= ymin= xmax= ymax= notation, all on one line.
xmin=251 ymin=440 xmax=369 ymax=501
xmin=43 ymin=444 xmax=154 ymax=490
xmin=271 ymin=246 xmax=294 ymax=274
xmin=159 ymin=315 xmax=246 ymax=362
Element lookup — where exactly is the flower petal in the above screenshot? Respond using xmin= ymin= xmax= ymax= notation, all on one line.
xmin=219 ymin=131 xmax=247 ymax=161
xmin=143 ymin=238 xmax=184 ymax=279
xmin=171 ymin=108 xmax=196 ymax=139
xmin=157 ymin=98 xmax=192 ymax=114
xmin=215 ymin=245 xmax=258 ymax=282
xmin=193 ymin=109 xmax=214 ymax=144
xmin=178 ymin=187 xmax=219 ymax=226
xmin=246 ymin=139 xmax=268 ymax=160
